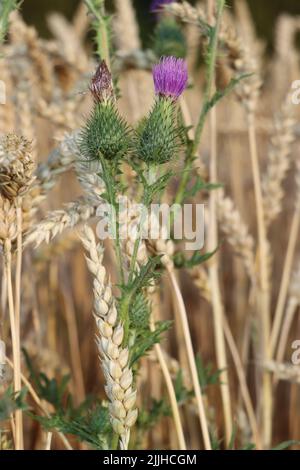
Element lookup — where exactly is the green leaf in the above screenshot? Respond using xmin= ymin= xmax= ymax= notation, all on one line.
xmin=272 ymin=440 xmax=300 ymax=450
xmin=174 ymin=246 xmax=218 ymax=269
xmin=174 ymin=370 xmax=193 ymax=404
xmin=0 ymin=386 xmax=28 ymax=421
xmin=183 ymin=174 xmax=222 ymax=200
xmin=129 ymin=320 xmax=172 ymax=367
xmin=196 ymin=354 xmax=224 ymax=392
xmin=206 ymin=73 xmax=253 ymax=113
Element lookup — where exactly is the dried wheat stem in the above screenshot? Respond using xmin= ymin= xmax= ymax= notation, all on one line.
xmin=150 ymin=316 xmax=187 ymax=450
xmin=4 ymin=239 xmax=22 ymax=450
xmin=81 ymin=225 xmax=137 ymax=450
xmin=247 ymin=112 xmax=272 ymax=447
xmin=45 ymin=432 xmax=53 ymax=450
xmin=276 ymin=297 xmax=298 ymax=365
xmin=190 ymin=267 xmax=261 ymax=449
xmin=166 ymin=265 xmax=211 ymax=450
xmin=205 ymin=0 xmax=233 ymax=447
xmin=222 ymin=316 xmax=262 ymax=449
xmin=14 ymin=201 xmax=23 ymax=448
xmin=270 ymin=210 xmax=300 ymax=357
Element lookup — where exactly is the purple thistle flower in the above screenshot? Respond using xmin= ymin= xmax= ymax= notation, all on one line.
xmin=153 ymin=56 xmax=188 ymax=100
xmin=150 ymin=0 xmax=173 ymax=13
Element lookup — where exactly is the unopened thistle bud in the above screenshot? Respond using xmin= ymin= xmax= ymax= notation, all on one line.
xmin=80 ymin=61 xmax=132 ymax=162
xmin=136 ymin=56 xmax=188 ymax=165
xmin=90 ymin=60 xmax=114 ymax=104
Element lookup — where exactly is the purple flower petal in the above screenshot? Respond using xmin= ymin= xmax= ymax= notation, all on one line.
xmin=153 ymin=56 xmax=188 ymax=100
xmin=150 ymin=0 xmax=173 ymax=13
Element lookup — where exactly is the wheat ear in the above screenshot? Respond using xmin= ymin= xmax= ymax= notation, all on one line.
xmin=81 ymin=225 xmax=137 ymax=450
xmin=262 ymin=95 xmax=295 ymax=229
xmin=217 ymin=189 xmax=256 ymax=284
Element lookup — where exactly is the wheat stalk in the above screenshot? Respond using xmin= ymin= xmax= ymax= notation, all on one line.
xmin=81 ymin=225 xmax=137 ymax=450
xmin=270 ymin=159 xmax=300 ymax=357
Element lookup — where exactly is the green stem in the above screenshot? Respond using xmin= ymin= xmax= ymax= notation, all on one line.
xmin=111 ymin=432 xmax=119 ymax=450
xmin=100 ymin=158 xmax=124 ymax=285
xmin=174 ymin=0 xmax=225 ymax=207
xmin=85 ymin=0 xmax=110 ymax=68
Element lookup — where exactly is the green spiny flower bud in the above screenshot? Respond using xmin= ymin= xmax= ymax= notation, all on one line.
xmin=136 ymin=97 xmax=180 ymax=165
xmin=80 ymin=61 xmax=132 ymax=162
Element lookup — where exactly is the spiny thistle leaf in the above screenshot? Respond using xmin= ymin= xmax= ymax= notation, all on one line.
xmin=183 ymin=174 xmax=222 ymax=200
xmin=34 ymin=402 xmax=113 ymax=450
xmin=23 ymin=349 xmax=71 ymax=412
xmin=129 ymin=320 xmax=172 ymax=367
xmin=129 ymin=292 xmax=150 ymax=330
xmin=0 ymin=386 xmax=28 ymax=421
xmin=174 ymin=247 xmax=218 ymax=269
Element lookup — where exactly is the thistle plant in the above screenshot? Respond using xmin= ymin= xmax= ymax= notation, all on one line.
xmin=80 ymin=61 xmax=132 ymax=163
xmin=136 ymin=56 xmax=187 ymax=165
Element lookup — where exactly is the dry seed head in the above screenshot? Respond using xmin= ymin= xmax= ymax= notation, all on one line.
xmin=0 ymin=134 xmax=35 ymax=201
xmin=217 ymin=189 xmax=256 ymax=283
xmin=0 ymin=194 xmax=18 ymax=244
xmin=262 ymin=96 xmax=296 ymax=227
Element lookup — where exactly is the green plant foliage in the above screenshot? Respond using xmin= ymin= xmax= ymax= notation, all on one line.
xmin=0 ymin=386 xmax=28 ymax=421
xmin=196 ymin=354 xmax=223 ymax=393
xmin=0 ymin=0 xmax=20 ymax=45
xmin=174 ymin=370 xmax=193 ymax=404
xmin=36 ymin=402 xmax=113 ymax=450
xmin=153 ymin=18 xmax=187 ymax=59
xmin=129 ymin=320 xmax=172 ymax=367
xmin=174 ymin=247 xmax=218 ymax=269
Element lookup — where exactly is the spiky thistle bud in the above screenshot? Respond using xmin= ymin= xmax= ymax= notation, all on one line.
xmin=80 ymin=61 xmax=132 ymax=162
xmin=136 ymin=56 xmax=188 ymax=165
xmin=0 ymin=134 xmax=35 ymax=201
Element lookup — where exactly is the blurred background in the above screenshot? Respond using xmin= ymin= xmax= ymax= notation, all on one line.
xmin=22 ymin=0 xmax=300 ymax=51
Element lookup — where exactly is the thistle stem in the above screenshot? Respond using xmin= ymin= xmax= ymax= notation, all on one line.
xmin=85 ymin=0 xmax=110 ymax=68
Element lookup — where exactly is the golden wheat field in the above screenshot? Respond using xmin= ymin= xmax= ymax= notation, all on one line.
xmin=0 ymin=0 xmax=300 ymax=453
